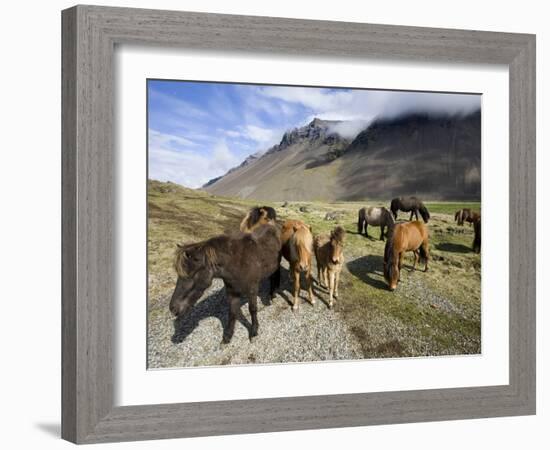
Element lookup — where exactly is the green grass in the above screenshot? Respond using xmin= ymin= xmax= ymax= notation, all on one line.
xmin=148 ymin=180 xmax=481 ymax=358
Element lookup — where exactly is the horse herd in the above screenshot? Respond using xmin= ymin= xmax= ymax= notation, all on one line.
xmin=169 ymin=196 xmax=481 ymax=344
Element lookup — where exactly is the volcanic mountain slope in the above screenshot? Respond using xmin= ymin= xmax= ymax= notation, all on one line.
xmin=204 ymin=112 xmax=481 ymax=201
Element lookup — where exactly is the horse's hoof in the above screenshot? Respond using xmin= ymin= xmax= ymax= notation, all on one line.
xmin=328 ymin=302 xmax=333 ymax=309
xmin=292 ymin=304 xmax=299 ymax=311
xmin=310 ymin=299 xmax=316 ymax=306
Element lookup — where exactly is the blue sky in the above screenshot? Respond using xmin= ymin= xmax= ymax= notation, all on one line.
xmin=148 ymin=80 xmax=480 ymax=188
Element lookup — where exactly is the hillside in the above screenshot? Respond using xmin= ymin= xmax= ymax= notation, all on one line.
xmin=203 ymin=112 xmax=481 ymax=201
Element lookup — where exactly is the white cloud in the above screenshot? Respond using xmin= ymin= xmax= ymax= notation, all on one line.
xmin=327 ymin=120 xmax=371 ymax=140
xmin=258 ymin=86 xmax=480 ymax=127
xmin=148 ymin=131 xmax=240 ymax=188
xmin=149 ymin=129 xmax=196 ymax=148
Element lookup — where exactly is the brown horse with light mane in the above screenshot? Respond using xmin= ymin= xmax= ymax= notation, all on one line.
xmin=281 ymin=219 xmax=315 ymax=310
xmin=383 ymin=221 xmax=429 ymax=291
xmin=314 ymin=226 xmax=345 ymax=308
xmin=239 ymin=206 xmax=277 ymax=232
xmin=454 ymin=208 xmax=480 ymax=227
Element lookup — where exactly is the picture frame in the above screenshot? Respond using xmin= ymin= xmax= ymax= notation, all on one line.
xmin=61 ymin=4 xmax=536 ymax=444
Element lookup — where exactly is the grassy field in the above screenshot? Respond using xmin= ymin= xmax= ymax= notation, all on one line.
xmin=148 ymin=180 xmax=481 ymax=362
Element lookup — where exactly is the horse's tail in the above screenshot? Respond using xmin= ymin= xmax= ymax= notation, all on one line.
xmin=357 ymin=208 xmax=366 ymax=234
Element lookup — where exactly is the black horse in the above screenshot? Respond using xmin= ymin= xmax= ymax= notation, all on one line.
xmin=390 ymin=196 xmax=430 ymax=223
xmin=169 ymin=224 xmax=281 ymax=344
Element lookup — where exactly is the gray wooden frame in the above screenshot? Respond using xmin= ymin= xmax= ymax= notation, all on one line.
xmin=62 ymin=4 xmax=536 ymax=444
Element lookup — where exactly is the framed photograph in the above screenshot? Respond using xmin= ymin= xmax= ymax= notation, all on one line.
xmin=62 ymin=5 xmax=536 ymax=444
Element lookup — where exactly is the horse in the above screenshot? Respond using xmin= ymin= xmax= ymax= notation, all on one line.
xmin=390 ymin=197 xmax=430 ymax=223
xmin=239 ymin=206 xmax=277 ymax=232
xmin=472 ymin=216 xmax=481 ymax=253
xmin=357 ymin=206 xmax=395 ymax=240
xmin=314 ymin=226 xmax=345 ymax=308
xmin=169 ymin=224 xmax=281 ymax=344
xmin=454 ymin=208 xmax=480 ymax=227
xmin=281 ymin=219 xmax=315 ymax=310
xmin=383 ymin=221 xmax=429 ymax=291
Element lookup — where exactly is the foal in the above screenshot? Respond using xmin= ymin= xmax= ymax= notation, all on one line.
xmin=281 ymin=220 xmax=315 ymax=310
xmin=314 ymin=226 xmax=345 ymax=308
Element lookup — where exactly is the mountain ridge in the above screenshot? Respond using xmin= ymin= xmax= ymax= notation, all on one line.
xmin=203 ymin=111 xmax=481 ymax=201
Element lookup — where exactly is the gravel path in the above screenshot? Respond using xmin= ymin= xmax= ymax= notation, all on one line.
xmin=147 ymin=260 xmax=363 ymax=368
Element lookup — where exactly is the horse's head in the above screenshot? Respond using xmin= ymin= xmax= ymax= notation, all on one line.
xmin=383 ymin=233 xmax=399 ymax=291
xmin=292 ymin=223 xmax=313 ymax=272
xmin=419 ymin=205 xmax=430 ymax=223
xmin=240 ymin=206 xmax=277 ymax=232
xmin=329 ymin=226 xmax=345 ymax=265
xmin=169 ymin=243 xmax=215 ymax=319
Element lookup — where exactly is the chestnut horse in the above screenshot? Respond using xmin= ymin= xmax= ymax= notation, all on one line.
xmin=314 ymin=226 xmax=345 ymax=308
xmin=383 ymin=221 xmax=429 ymax=291
xmin=169 ymin=224 xmax=281 ymax=344
xmin=281 ymin=219 xmax=315 ymax=310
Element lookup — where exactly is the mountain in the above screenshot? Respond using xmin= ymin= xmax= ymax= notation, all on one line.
xmin=203 ymin=112 xmax=481 ymax=201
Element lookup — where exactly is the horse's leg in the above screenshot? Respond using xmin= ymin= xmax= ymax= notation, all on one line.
xmin=317 ymin=265 xmax=324 ymax=288
xmin=248 ymin=293 xmax=259 ymax=339
xmin=223 ymin=294 xmax=241 ymax=344
xmin=323 ymin=267 xmax=329 ymax=288
xmin=412 ymin=250 xmax=419 ymax=271
xmin=307 ymin=266 xmax=315 ymax=306
xmin=292 ymin=266 xmax=300 ymax=311
xmin=334 ymin=268 xmax=341 ymax=299
xmin=379 ymin=225 xmax=385 ymax=241
xmin=365 ymin=222 xmax=369 ymax=238
xmin=328 ymin=269 xmax=336 ymax=309
xmin=398 ymin=252 xmax=404 ymax=281
xmin=423 ymin=241 xmax=430 ymax=272
xmin=409 ymin=210 xmax=413 ymax=221
xmin=269 ymin=264 xmax=281 ymax=301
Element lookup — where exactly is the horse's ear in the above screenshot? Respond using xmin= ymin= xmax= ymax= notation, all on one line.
xmin=293 ymin=224 xmax=299 ymax=232
xmin=308 ymin=225 xmax=312 ymax=232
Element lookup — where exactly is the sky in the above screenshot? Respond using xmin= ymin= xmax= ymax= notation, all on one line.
xmin=147 ymin=80 xmax=481 ymax=188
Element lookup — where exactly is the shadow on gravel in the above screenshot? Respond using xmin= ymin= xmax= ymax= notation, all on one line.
xmin=347 ymin=255 xmax=388 ymax=291
xmin=436 ymin=242 xmax=471 ymax=253
xmin=171 ymin=288 xmax=253 ymax=344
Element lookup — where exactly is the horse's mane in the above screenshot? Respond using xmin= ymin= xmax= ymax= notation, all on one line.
xmin=330 ymin=226 xmax=345 ymax=244
xmin=292 ymin=225 xmax=313 ymax=253
xmin=240 ymin=206 xmax=277 ymax=232
xmin=174 ymin=240 xmax=218 ymax=278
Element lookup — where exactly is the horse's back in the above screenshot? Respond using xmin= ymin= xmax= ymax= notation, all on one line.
xmin=394 ymin=221 xmax=428 ymax=249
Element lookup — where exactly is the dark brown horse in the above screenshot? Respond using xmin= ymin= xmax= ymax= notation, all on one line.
xmin=383 ymin=221 xmax=429 ymax=291
xmin=314 ymin=226 xmax=345 ymax=308
xmin=390 ymin=197 xmax=430 ymax=223
xmin=169 ymin=224 xmax=281 ymax=344
xmin=454 ymin=208 xmax=480 ymax=227
xmin=472 ymin=216 xmax=481 ymax=253
xmin=357 ymin=206 xmax=395 ymax=240
xmin=239 ymin=206 xmax=277 ymax=232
